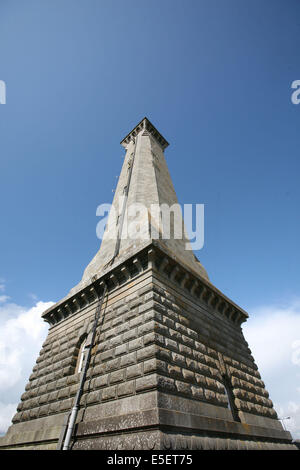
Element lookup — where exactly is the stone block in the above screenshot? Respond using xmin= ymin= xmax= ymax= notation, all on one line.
xmin=165 ymin=338 xmax=178 ymax=351
xmin=122 ymin=329 xmax=137 ymax=342
xmin=120 ymin=352 xmax=136 ymax=367
xmin=191 ymin=386 xmax=204 ymax=400
xmin=143 ymin=358 xmax=157 ymax=374
xmin=175 ymin=380 xmax=191 ymax=396
xmin=157 ymin=375 xmax=176 ymax=393
xmin=110 ymin=370 xmax=125 ymax=384
xmin=105 ymin=358 xmax=120 ymax=372
xmin=128 ymin=337 xmax=143 ymax=351
xmin=102 ymin=386 xmax=116 ymax=401
xmin=167 ymin=364 xmax=182 ymax=379
xmin=126 ymin=363 xmax=143 ymax=379
xmin=115 ymin=344 xmax=127 ymax=357
xmin=94 ymin=374 xmax=109 ymax=389
xmin=171 ymin=352 xmax=186 ymax=367
xmin=136 ymin=374 xmax=157 ymax=392
xmin=117 ymin=381 xmax=135 ymax=397
xmin=182 ymin=368 xmax=195 ymax=383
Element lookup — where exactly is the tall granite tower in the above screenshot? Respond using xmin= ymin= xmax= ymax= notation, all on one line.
xmin=0 ymin=118 xmax=295 ymax=450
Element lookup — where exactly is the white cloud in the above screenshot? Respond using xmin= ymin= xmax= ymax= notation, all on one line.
xmin=275 ymin=402 xmax=300 ymax=439
xmin=0 ymin=280 xmax=10 ymax=303
xmin=0 ymin=278 xmax=6 ymax=293
xmin=243 ymin=298 xmax=300 ymax=440
xmin=28 ymin=293 xmax=38 ymax=301
xmin=0 ymin=403 xmax=18 ymax=434
xmin=292 ymin=340 xmax=300 ymax=366
xmin=0 ymin=299 xmax=54 ymax=434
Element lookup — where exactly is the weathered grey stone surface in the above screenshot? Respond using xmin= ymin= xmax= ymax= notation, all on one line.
xmin=0 ymin=118 xmax=296 ymax=450
xmin=0 ymin=250 xmax=295 ymax=449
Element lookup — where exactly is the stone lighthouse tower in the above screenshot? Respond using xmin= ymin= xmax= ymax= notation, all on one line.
xmin=0 ymin=118 xmax=296 ymax=450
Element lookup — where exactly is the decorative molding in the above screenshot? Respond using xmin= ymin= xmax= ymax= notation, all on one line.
xmin=133 ymin=257 xmax=143 ymax=273
xmin=158 ymin=257 xmax=169 ymax=273
xmin=150 ymin=246 xmax=248 ymax=327
xmin=42 ymin=251 xmax=149 ymax=326
xmin=120 ymin=265 xmax=130 ymax=280
xmin=120 ymin=117 xmax=169 ymax=150
xmin=42 ymin=245 xmax=248 ymax=328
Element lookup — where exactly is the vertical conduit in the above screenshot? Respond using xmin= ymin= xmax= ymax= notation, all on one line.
xmin=57 ymin=283 xmax=108 ymax=450
xmin=110 ymin=134 xmax=139 ymax=264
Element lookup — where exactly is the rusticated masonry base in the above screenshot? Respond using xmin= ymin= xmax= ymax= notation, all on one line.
xmin=0 ymin=392 xmax=295 ymax=450
xmin=71 ymin=392 xmax=295 ymax=450
xmin=0 ymin=245 xmax=296 ymax=450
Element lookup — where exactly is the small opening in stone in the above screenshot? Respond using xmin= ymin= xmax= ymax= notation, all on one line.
xmin=75 ymin=336 xmax=88 ymax=375
xmin=223 ymin=375 xmax=240 ymax=422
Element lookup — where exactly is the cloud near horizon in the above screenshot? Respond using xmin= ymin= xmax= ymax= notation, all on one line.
xmin=0 ymin=297 xmax=53 ymax=434
xmin=243 ymin=298 xmax=300 ymax=439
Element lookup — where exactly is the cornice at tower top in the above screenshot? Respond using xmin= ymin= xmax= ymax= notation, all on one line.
xmin=120 ymin=117 xmax=169 ymax=150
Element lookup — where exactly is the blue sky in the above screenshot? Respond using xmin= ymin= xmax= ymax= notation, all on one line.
xmin=0 ymin=0 xmax=300 ymax=438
